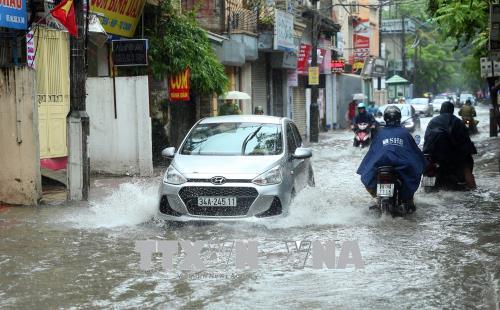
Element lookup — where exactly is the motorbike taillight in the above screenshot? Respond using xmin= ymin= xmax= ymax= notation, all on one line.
xmin=425 ymin=163 xmax=437 ymax=177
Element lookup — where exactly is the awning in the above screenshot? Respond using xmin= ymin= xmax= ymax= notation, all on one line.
xmin=206 ymin=31 xmax=227 ymax=45
xmin=385 ymin=74 xmax=409 ymax=84
xmin=88 ymin=14 xmax=109 ymax=47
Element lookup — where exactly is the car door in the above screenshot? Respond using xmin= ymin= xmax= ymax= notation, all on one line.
xmin=288 ymin=122 xmax=307 ymax=190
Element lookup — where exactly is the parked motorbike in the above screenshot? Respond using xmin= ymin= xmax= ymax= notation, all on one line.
xmin=462 ymin=118 xmax=479 ymax=135
xmin=374 ymin=166 xmax=414 ymax=216
xmin=353 ymin=123 xmax=372 ymax=148
xmin=422 ymin=154 xmax=468 ymax=192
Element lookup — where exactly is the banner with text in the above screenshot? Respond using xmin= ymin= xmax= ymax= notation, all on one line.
xmin=353 ymin=19 xmax=370 ymax=74
xmin=0 ymin=0 xmax=27 ymax=30
xmin=169 ymin=69 xmax=190 ymax=101
xmin=91 ymin=0 xmax=146 ymax=37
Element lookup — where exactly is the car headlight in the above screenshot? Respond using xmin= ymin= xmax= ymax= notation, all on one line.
xmin=252 ymin=165 xmax=282 ymax=186
xmin=163 ymin=165 xmax=187 ymax=185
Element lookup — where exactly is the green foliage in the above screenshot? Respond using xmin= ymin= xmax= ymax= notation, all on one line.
xmin=383 ymin=0 xmax=485 ymax=93
xmin=146 ymin=0 xmax=228 ymax=95
xmin=407 ymin=37 xmax=462 ymax=93
xmin=427 ymin=0 xmax=489 ymax=56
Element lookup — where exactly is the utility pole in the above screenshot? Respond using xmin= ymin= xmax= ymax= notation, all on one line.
xmin=68 ymin=0 xmax=90 ymax=200
xmin=310 ymin=0 xmax=319 ymax=143
xmin=487 ymin=77 xmax=499 ymax=137
xmin=377 ymin=0 xmax=382 ymax=90
xmin=401 ymin=14 xmax=406 ymax=78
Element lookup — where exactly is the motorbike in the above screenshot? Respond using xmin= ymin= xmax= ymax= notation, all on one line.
xmin=462 ymin=118 xmax=479 ymax=135
xmin=422 ymin=154 xmax=468 ymax=192
xmin=353 ymin=123 xmax=372 ymax=148
xmin=374 ymin=166 xmax=414 ymax=216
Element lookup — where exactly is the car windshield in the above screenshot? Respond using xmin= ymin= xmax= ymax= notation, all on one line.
xmin=434 ymin=95 xmax=447 ymax=100
xmin=180 ymin=122 xmax=283 ymax=156
xmin=410 ymin=98 xmax=428 ymax=105
xmin=378 ymin=105 xmax=412 ymax=117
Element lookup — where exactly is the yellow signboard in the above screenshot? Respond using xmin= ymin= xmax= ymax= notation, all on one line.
xmin=308 ymin=67 xmax=319 ymax=85
xmin=91 ymin=0 xmax=147 ymax=37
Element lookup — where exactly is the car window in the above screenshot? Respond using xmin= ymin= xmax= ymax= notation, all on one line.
xmin=290 ymin=123 xmax=303 ymax=147
xmin=410 ymin=98 xmax=427 ymax=104
xmin=379 ymin=105 xmax=411 ymax=117
xmin=181 ymin=122 xmax=283 ymax=156
xmin=286 ymin=124 xmax=298 ymax=154
xmin=400 ymin=105 xmax=412 ymax=116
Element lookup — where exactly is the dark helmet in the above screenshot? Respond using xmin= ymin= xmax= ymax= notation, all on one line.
xmin=465 ymin=99 xmax=472 ymax=105
xmin=384 ymin=105 xmax=402 ymax=125
xmin=440 ymin=101 xmax=454 ymax=114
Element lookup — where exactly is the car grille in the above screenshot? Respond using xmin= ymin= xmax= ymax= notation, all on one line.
xmin=179 ymin=186 xmax=258 ymax=216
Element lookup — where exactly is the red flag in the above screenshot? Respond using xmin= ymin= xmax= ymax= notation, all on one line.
xmin=50 ymin=0 xmax=77 ymax=37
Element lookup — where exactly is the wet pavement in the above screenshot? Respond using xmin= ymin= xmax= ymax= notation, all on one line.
xmin=0 ymin=106 xmax=499 ymax=309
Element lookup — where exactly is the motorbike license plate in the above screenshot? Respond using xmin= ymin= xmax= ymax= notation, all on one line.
xmin=377 ymin=184 xmax=395 ymax=197
xmin=422 ymin=176 xmax=436 ymax=186
xmin=198 ymin=196 xmax=237 ymax=207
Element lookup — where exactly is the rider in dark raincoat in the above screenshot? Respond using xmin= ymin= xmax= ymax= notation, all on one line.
xmin=423 ymin=101 xmax=477 ymax=189
xmin=357 ymin=106 xmax=427 ymax=204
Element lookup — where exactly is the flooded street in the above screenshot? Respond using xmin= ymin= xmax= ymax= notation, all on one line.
xmin=1 ymin=107 xmax=499 ymax=309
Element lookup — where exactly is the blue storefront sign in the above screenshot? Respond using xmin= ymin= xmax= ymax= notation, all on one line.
xmin=0 ymin=0 xmax=27 ymax=30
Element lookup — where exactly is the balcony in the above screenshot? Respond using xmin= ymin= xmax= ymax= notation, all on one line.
xmin=226 ymin=0 xmax=258 ymax=34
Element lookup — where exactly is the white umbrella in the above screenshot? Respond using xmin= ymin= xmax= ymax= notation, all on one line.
xmin=219 ymin=90 xmax=251 ymax=100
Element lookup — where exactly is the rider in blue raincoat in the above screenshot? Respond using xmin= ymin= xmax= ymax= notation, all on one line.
xmin=357 ymin=106 xmax=426 ymax=205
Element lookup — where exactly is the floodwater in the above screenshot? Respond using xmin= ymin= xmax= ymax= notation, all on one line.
xmin=1 ymin=106 xmax=499 ymax=309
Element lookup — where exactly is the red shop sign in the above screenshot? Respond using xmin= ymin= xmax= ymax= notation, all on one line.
xmin=169 ymin=68 xmax=190 ymax=101
xmin=297 ymin=43 xmax=311 ymax=74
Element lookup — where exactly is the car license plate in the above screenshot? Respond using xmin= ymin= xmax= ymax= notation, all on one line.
xmin=422 ymin=176 xmax=436 ymax=187
xmin=197 ymin=196 xmax=237 ymax=207
xmin=377 ymin=184 xmax=394 ymax=197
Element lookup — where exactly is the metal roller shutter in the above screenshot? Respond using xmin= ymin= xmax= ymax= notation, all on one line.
xmin=252 ymin=54 xmax=267 ymax=114
xmin=293 ymin=76 xmax=307 ymax=136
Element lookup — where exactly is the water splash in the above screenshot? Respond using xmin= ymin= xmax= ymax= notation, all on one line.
xmin=64 ymin=181 xmax=159 ymax=228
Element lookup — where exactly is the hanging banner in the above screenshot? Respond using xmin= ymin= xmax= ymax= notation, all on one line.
xmin=308 ymin=67 xmax=319 ymax=85
xmin=331 ymin=59 xmax=345 ymax=73
xmin=169 ymin=68 xmax=190 ymax=101
xmin=274 ymin=9 xmax=295 ymax=52
xmin=90 ymin=0 xmax=147 ymax=37
xmin=353 ymin=18 xmax=370 ymax=74
xmin=0 ymin=0 xmax=27 ymax=30
xmin=287 ymin=70 xmax=298 ymax=87
xmin=297 ymin=43 xmax=311 ymax=74
xmin=26 ymin=30 xmax=36 ymax=68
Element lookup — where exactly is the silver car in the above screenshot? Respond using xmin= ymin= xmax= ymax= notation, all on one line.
xmin=375 ymin=104 xmax=421 ymax=132
xmin=410 ymin=98 xmax=433 ymax=117
xmin=158 ymin=115 xmax=314 ymax=222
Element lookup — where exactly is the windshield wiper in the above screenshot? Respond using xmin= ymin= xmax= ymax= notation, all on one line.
xmin=241 ymin=125 xmax=263 ymax=155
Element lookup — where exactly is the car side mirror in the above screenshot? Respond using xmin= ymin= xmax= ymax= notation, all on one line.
xmin=376 ymin=112 xmax=383 ymax=117
xmin=161 ymin=147 xmax=176 ymax=158
xmin=293 ymin=147 xmax=312 ymax=159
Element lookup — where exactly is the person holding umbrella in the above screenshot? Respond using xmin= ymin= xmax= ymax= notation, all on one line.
xmin=219 ymin=100 xmax=241 ymax=116
xmin=218 ymin=91 xmax=251 ymax=116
